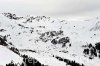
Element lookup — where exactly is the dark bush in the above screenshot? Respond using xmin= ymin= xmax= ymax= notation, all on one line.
xmin=83 ymin=49 xmax=89 ymax=55
xmin=95 ymin=42 xmax=100 ymax=50
xmin=6 ymin=61 xmax=17 ymax=66
xmin=55 ymin=56 xmax=84 ymax=66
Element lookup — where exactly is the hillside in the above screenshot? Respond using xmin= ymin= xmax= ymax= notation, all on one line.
xmin=0 ymin=13 xmax=100 ymax=66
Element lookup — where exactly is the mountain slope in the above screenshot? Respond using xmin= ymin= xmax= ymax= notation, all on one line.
xmin=0 ymin=13 xmax=100 ymax=66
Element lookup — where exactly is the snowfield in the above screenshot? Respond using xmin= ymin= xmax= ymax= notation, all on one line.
xmin=0 ymin=13 xmax=100 ymax=66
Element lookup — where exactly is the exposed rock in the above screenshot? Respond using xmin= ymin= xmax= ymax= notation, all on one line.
xmin=51 ymin=37 xmax=70 ymax=47
xmin=39 ymin=30 xmax=63 ymax=42
xmin=2 ymin=13 xmax=23 ymax=20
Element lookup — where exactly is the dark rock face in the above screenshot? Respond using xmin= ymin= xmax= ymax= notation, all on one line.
xmin=9 ymin=47 xmax=20 ymax=55
xmin=51 ymin=37 xmax=70 ymax=47
xmin=0 ymin=29 xmax=6 ymax=32
xmin=24 ymin=16 xmax=50 ymax=23
xmin=39 ymin=30 xmax=70 ymax=47
xmin=39 ymin=30 xmax=63 ymax=42
xmin=58 ymin=37 xmax=70 ymax=44
xmin=51 ymin=39 xmax=58 ymax=44
xmin=25 ymin=17 xmax=35 ymax=22
xmin=2 ymin=13 xmax=23 ymax=20
xmin=0 ymin=36 xmax=8 ymax=46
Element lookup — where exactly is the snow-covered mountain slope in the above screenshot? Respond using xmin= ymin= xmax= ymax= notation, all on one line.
xmin=0 ymin=13 xmax=100 ymax=66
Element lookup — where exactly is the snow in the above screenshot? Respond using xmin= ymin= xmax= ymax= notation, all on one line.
xmin=0 ymin=13 xmax=100 ymax=66
xmin=0 ymin=46 xmax=23 ymax=66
